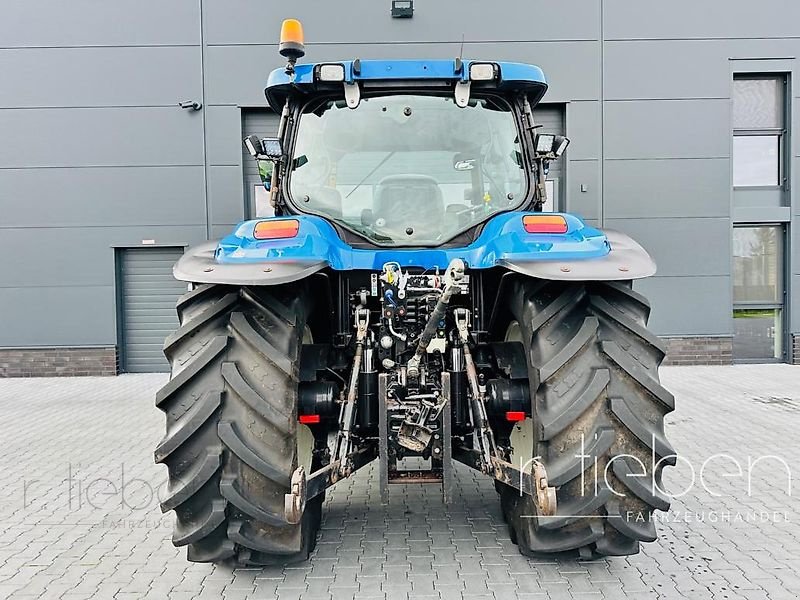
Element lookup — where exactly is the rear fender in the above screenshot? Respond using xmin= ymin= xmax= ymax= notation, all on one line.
xmin=174 ymin=241 xmax=328 ymax=286
xmin=173 ymin=214 xmax=655 ymax=285
xmin=499 ymin=229 xmax=656 ymax=281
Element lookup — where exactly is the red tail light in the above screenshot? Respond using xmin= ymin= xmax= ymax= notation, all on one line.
xmin=299 ymin=414 xmax=320 ymax=424
xmin=522 ymin=215 xmax=568 ymax=234
xmin=254 ymin=219 xmax=300 ymax=240
xmin=505 ymin=411 xmax=526 ymax=422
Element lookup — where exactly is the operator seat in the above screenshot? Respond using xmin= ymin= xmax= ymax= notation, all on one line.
xmin=373 ymin=174 xmax=444 ymax=239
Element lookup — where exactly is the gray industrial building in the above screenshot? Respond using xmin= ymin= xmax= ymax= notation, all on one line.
xmin=1 ymin=0 xmax=798 ymax=375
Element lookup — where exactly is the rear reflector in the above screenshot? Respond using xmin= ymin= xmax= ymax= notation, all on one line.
xmin=254 ymin=219 xmax=300 ymax=240
xmin=298 ymin=414 xmax=320 ymax=424
xmin=505 ymin=411 xmax=526 ymax=422
xmin=522 ymin=215 xmax=568 ymax=234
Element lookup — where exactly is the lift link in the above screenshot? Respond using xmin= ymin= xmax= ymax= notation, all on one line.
xmin=450 ymin=306 xmax=557 ymax=515
xmin=453 ymin=307 xmax=496 ymax=473
xmin=331 ymin=307 xmax=370 ymax=481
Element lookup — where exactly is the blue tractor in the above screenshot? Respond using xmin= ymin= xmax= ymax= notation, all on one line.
xmin=155 ymin=19 xmax=675 ymax=564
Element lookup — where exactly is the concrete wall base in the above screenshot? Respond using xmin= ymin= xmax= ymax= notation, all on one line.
xmin=0 ymin=347 xmax=118 ymax=377
xmin=661 ymin=336 xmax=733 ymax=366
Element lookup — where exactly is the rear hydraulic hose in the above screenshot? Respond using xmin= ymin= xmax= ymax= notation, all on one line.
xmin=407 ymin=258 xmax=465 ymax=378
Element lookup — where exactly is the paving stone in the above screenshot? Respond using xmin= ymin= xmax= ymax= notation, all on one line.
xmin=1 ymin=367 xmax=799 ymax=600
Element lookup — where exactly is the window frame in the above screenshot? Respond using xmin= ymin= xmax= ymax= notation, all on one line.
xmin=731 ymin=223 xmax=788 ymax=362
xmin=731 ymin=129 xmax=784 ymax=189
xmin=732 ymin=74 xmax=788 ymax=193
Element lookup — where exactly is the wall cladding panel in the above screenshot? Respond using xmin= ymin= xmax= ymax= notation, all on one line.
xmin=565 ymin=160 xmax=600 ymax=221
xmin=633 ymin=276 xmax=732 ymax=336
xmin=0 ymin=226 xmax=203 ymax=289
xmin=0 ymin=107 xmax=204 ymax=168
xmin=210 ymin=224 xmax=240 ymax=239
xmin=604 ymin=1 xmax=800 ymax=40
xmin=566 ymin=101 xmax=601 ymax=160
xmin=605 ymin=217 xmax=730 ymax=277
xmin=203 ymin=0 xmax=600 ymax=45
xmin=604 ymin=99 xmax=730 ymax=159
xmin=0 ymin=286 xmax=117 ymax=347
xmin=206 ymin=106 xmax=244 ymax=166
xmin=1 ymin=1 xmax=200 ymax=47
xmin=0 ymin=47 xmax=201 ymax=108
xmin=0 ymin=166 xmax=206 ymax=227
xmin=208 ymin=165 xmax=246 ymax=226
xmin=604 ymin=41 xmax=729 ymax=100
xmin=606 ymin=39 xmax=800 ymax=100
xmin=604 ymin=158 xmax=731 ymax=218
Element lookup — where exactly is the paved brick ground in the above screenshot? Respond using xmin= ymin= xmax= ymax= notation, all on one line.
xmin=1 ymin=365 xmax=799 ymax=599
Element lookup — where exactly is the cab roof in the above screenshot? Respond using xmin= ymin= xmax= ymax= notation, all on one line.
xmin=264 ymin=59 xmax=547 ymax=111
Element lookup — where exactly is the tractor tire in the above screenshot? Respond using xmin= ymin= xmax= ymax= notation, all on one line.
xmin=154 ymin=283 xmax=323 ymax=565
xmin=498 ymin=278 xmax=675 ymax=557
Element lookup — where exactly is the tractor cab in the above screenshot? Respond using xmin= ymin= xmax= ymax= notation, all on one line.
xmin=244 ymin=21 xmax=569 ymax=248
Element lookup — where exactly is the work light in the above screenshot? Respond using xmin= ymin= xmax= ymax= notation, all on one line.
xmin=553 ymin=135 xmax=570 ymax=157
xmin=535 ymin=134 xmax=555 ymax=154
xmin=469 ymin=63 xmax=497 ymax=81
xmin=243 ymin=135 xmax=263 ymax=158
xmin=316 ymin=64 xmax=346 ymax=82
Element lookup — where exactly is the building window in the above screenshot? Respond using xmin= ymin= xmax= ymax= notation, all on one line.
xmin=732 ymin=76 xmax=786 ymax=189
xmin=732 ymin=225 xmax=785 ymax=361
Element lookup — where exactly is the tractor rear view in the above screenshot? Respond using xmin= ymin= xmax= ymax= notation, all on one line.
xmin=155 ymin=19 xmax=675 ymax=565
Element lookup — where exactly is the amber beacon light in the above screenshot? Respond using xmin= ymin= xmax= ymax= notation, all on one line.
xmin=279 ymin=19 xmax=306 ymax=70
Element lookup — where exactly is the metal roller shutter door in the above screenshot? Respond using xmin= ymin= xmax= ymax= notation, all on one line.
xmin=242 ymin=109 xmax=280 ymax=218
xmin=533 ymin=104 xmax=566 ymax=210
xmin=119 ymin=247 xmax=187 ymax=373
